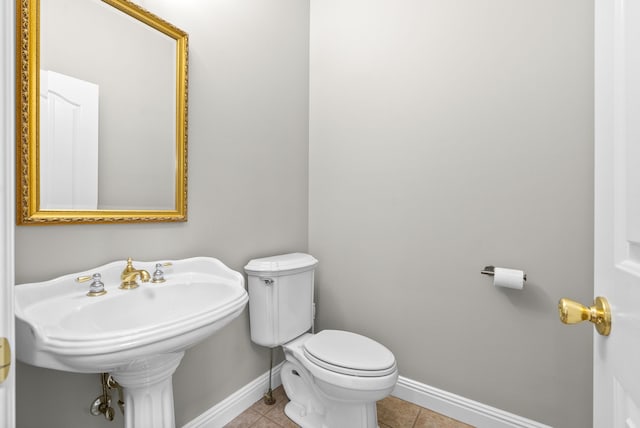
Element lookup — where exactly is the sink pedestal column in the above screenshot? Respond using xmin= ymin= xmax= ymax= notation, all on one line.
xmin=112 ymin=352 xmax=185 ymax=428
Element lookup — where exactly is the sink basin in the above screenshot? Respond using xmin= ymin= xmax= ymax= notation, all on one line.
xmin=15 ymin=257 xmax=248 ymax=428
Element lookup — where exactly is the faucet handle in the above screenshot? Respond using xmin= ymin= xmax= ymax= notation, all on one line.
xmin=151 ymin=262 xmax=172 ymax=283
xmin=76 ymin=273 xmax=106 ymax=297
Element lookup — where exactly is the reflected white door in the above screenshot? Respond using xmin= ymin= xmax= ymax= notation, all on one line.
xmin=40 ymin=70 xmax=99 ymax=210
xmin=594 ymin=0 xmax=640 ymax=426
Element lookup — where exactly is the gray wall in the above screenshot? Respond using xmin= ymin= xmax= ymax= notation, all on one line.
xmin=16 ymin=1 xmax=595 ymax=427
xmin=15 ymin=0 xmax=309 ymax=426
xmin=308 ymin=1 xmax=594 ymax=428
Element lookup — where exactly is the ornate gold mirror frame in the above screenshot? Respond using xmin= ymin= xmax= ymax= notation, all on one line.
xmin=16 ymin=0 xmax=188 ymax=225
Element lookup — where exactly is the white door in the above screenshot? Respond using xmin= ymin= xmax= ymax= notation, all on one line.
xmin=40 ymin=70 xmax=99 ymax=210
xmin=594 ymin=0 xmax=640 ymax=426
xmin=0 ymin=1 xmax=16 ymax=427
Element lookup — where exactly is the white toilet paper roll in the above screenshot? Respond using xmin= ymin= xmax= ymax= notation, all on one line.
xmin=493 ymin=268 xmax=525 ymax=290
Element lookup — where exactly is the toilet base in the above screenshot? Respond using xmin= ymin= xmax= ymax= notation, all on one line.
xmin=281 ymin=361 xmax=381 ymax=428
xmin=284 ymin=400 xmax=380 ymax=428
xmin=284 ymin=401 xmax=326 ymax=428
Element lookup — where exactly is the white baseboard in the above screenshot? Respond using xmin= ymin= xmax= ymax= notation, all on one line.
xmin=183 ymin=368 xmax=551 ymax=428
xmin=182 ymin=362 xmax=284 ymax=428
xmin=392 ymin=376 xmax=552 ymax=428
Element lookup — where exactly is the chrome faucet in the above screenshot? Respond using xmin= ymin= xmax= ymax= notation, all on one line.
xmin=76 ymin=273 xmax=106 ymax=297
xmin=151 ymin=262 xmax=173 ymax=283
xmin=120 ymin=258 xmax=150 ymax=290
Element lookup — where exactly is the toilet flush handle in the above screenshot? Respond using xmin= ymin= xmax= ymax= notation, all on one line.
xmin=262 ymin=278 xmax=274 ymax=286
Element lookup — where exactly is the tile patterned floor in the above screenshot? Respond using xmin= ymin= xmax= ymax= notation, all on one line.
xmin=224 ymin=386 xmax=474 ymax=427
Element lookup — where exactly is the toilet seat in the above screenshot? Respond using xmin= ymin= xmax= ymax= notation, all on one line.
xmin=303 ymin=330 xmax=396 ymax=377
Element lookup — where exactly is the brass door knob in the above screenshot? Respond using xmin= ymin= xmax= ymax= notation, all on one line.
xmin=558 ymin=296 xmax=611 ymax=336
xmin=0 ymin=337 xmax=10 ymax=384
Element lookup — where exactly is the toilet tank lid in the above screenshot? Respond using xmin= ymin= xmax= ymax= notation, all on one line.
xmin=244 ymin=253 xmax=318 ymax=275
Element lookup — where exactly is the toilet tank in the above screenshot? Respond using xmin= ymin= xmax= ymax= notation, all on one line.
xmin=244 ymin=253 xmax=318 ymax=348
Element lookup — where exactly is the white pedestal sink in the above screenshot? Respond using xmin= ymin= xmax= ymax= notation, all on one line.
xmin=15 ymin=257 xmax=248 ymax=428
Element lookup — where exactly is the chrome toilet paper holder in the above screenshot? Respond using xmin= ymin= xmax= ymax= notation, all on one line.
xmin=481 ymin=265 xmax=527 ymax=281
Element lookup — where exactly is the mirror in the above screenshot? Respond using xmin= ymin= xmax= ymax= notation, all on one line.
xmin=16 ymin=0 xmax=188 ymax=224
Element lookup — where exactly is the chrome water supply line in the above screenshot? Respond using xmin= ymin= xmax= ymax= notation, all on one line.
xmin=90 ymin=373 xmax=124 ymax=421
xmin=263 ymin=347 xmax=276 ymax=405
xmin=108 ymin=374 xmax=125 ymax=415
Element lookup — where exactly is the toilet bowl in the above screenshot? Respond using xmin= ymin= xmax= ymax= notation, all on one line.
xmin=245 ymin=253 xmax=398 ymax=428
xmin=281 ymin=331 xmax=398 ymax=428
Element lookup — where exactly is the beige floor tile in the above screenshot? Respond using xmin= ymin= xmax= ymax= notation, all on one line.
xmin=224 ymin=409 xmax=262 ymax=427
xmin=413 ymin=408 xmax=475 ymax=428
xmin=250 ymin=417 xmax=283 ymax=428
xmin=249 ymin=395 xmax=280 ymax=415
xmin=227 ymin=389 xmax=474 ymax=428
xmin=376 ymin=395 xmax=420 ymax=428
xmin=265 ymin=399 xmax=299 ymax=427
xmin=250 ymin=385 xmax=288 ymax=415
xmin=272 ymin=385 xmax=289 ymax=402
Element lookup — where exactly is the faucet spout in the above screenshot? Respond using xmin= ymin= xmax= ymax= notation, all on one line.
xmin=120 ymin=258 xmax=150 ymax=290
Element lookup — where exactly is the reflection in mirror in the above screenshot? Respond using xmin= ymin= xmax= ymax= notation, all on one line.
xmin=41 ymin=0 xmax=176 ymax=210
xmin=16 ymin=0 xmax=188 ymax=224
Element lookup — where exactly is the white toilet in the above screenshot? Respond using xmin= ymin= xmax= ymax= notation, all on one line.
xmin=245 ymin=253 xmax=398 ymax=428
